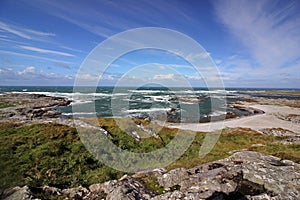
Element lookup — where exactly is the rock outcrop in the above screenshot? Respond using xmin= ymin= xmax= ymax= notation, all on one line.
xmin=2 ymin=151 xmax=299 ymax=200
xmin=154 ymin=151 xmax=300 ymax=199
xmin=0 ymin=93 xmax=71 ymax=123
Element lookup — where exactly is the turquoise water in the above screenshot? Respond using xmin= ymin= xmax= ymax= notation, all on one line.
xmin=1 ymin=86 xmax=299 ymax=121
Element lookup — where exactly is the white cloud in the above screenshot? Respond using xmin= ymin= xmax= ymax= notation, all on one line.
xmin=214 ymin=0 xmax=300 ymax=69
xmin=76 ymin=73 xmax=98 ymax=81
xmin=0 ymin=67 xmax=75 ymax=86
xmin=0 ymin=21 xmax=55 ymax=40
xmin=18 ymin=66 xmax=35 ymax=75
xmin=19 ymin=45 xmax=74 ymax=57
xmin=153 ymin=73 xmax=177 ymax=80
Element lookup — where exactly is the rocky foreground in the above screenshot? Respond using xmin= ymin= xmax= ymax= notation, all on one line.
xmin=2 ymin=151 xmax=299 ymax=200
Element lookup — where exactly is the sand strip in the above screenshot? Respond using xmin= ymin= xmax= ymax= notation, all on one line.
xmin=164 ymin=104 xmax=300 ymax=133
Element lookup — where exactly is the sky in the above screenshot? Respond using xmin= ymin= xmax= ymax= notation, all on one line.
xmin=0 ymin=0 xmax=300 ymax=88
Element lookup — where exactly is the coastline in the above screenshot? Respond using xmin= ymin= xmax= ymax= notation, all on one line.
xmin=164 ymin=103 xmax=300 ymax=134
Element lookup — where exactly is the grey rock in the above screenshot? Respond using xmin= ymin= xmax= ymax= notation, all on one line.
xmin=62 ymin=186 xmax=89 ymax=199
xmin=105 ymin=175 xmax=155 ymax=200
xmin=154 ymin=151 xmax=300 ymax=200
xmin=0 ymin=93 xmax=71 ymax=121
xmin=260 ymin=128 xmax=300 ymax=144
xmin=1 ymin=186 xmax=34 ymax=200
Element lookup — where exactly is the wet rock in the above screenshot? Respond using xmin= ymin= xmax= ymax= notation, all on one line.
xmin=166 ymin=108 xmax=181 ymax=123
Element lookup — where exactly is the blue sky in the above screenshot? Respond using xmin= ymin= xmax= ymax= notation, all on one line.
xmin=0 ymin=0 xmax=299 ymax=88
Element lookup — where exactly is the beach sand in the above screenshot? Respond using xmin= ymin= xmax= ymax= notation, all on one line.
xmin=164 ymin=103 xmax=300 ymax=133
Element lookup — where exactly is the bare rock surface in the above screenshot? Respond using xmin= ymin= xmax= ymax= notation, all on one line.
xmin=2 ymin=151 xmax=299 ymax=200
xmin=0 ymin=93 xmax=71 ymax=122
xmin=154 ymin=151 xmax=300 ymax=200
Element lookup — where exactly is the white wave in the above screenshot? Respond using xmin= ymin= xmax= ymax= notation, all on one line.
xmin=70 ymin=100 xmax=94 ymax=105
xmin=10 ymin=91 xmax=128 ymax=100
xmin=124 ymin=108 xmax=170 ymax=113
xmin=144 ymin=95 xmax=170 ymax=102
xmin=128 ymin=90 xmax=165 ymax=93
xmin=179 ymin=101 xmax=195 ymax=105
xmin=62 ymin=112 xmax=96 ymax=116
xmin=209 ymin=110 xmax=226 ymax=117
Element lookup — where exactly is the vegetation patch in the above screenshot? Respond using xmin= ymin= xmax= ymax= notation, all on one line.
xmin=0 ymin=122 xmax=124 ymax=190
xmin=0 ymin=119 xmax=298 ymax=193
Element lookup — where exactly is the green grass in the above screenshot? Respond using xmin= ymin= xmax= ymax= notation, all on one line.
xmin=0 ymin=119 xmax=299 ymax=194
xmin=249 ymin=143 xmax=300 ymax=163
xmin=0 ymin=122 xmax=124 ymax=189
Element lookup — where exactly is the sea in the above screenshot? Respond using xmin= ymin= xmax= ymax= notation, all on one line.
xmin=0 ymin=86 xmax=299 ymax=122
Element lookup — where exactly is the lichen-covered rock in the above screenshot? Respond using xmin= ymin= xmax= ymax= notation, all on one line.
xmin=154 ymin=151 xmax=300 ymax=200
xmin=105 ymin=175 xmax=155 ymax=200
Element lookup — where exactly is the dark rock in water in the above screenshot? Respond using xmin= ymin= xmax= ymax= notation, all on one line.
xmin=3 ymin=151 xmax=299 ymax=199
xmin=228 ymin=103 xmax=265 ymax=115
xmin=225 ymin=111 xmax=239 ymax=119
xmin=168 ymin=95 xmax=207 ymax=104
xmin=166 ymin=108 xmax=181 ymax=123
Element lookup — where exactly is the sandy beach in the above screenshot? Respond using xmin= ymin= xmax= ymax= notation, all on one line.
xmin=165 ymin=103 xmax=300 ymax=134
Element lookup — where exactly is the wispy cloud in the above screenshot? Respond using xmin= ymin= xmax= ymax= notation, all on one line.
xmin=23 ymin=0 xmax=199 ymax=39
xmin=54 ymin=62 xmax=72 ymax=69
xmin=0 ymin=20 xmax=55 ymax=40
xmin=0 ymin=50 xmax=73 ymax=63
xmin=19 ymin=45 xmax=74 ymax=57
xmin=213 ymin=0 xmax=300 ymax=69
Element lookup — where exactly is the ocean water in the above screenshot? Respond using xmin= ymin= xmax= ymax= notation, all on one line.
xmin=0 ymin=86 xmax=299 ymax=122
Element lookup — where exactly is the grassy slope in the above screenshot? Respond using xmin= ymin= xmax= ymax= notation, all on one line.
xmin=1 ymin=119 xmax=299 ymax=192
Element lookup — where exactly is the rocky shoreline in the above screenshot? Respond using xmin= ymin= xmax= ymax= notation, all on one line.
xmin=0 ymin=93 xmax=71 ymax=123
xmin=2 ymin=151 xmax=299 ymax=200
